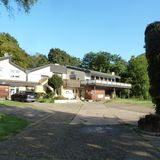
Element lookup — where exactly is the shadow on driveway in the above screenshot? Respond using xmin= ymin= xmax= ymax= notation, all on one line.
xmin=0 ymin=102 xmax=159 ymax=160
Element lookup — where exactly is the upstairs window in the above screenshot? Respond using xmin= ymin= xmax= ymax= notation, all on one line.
xmin=70 ymin=71 xmax=77 ymax=80
xmin=10 ymin=69 xmax=20 ymax=78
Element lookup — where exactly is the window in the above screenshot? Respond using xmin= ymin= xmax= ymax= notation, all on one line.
xmin=91 ymin=76 xmax=94 ymax=80
xmin=10 ymin=69 xmax=20 ymax=78
xmin=70 ymin=71 xmax=77 ymax=80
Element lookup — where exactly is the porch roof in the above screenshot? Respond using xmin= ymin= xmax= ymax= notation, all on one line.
xmin=0 ymin=80 xmax=39 ymax=87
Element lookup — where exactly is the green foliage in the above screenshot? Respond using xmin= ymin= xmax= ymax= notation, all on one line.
xmin=48 ymin=74 xmax=63 ymax=91
xmin=110 ymin=54 xmax=128 ymax=76
xmin=145 ymin=21 xmax=160 ymax=114
xmin=37 ymin=92 xmax=54 ymax=103
xmin=127 ymin=55 xmax=149 ymax=99
xmin=48 ymin=48 xmax=81 ymax=66
xmin=92 ymin=52 xmax=111 ymax=72
xmin=0 ymin=113 xmax=29 ymax=140
xmin=0 ymin=0 xmax=38 ymax=13
xmin=81 ymin=51 xmax=127 ymax=76
xmin=0 ymin=32 xmax=32 ymax=69
xmin=81 ymin=52 xmax=96 ymax=69
xmin=30 ymin=53 xmax=48 ymax=68
xmin=107 ymin=98 xmax=153 ymax=108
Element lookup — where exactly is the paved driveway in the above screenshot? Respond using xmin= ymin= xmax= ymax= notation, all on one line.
xmin=0 ymin=101 xmax=159 ymax=160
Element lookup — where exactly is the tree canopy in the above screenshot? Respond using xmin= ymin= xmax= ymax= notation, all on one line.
xmin=48 ymin=48 xmax=81 ymax=66
xmin=81 ymin=51 xmax=127 ymax=76
xmin=48 ymin=74 xmax=63 ymax=92
xmin=127 ymin=55 xmax=149 ymax=99
xmin=30 ymin=53 xmax=48 ymax=68
xmin=0 ymin=0 xmax=38 ymax=13
xmin=0 ymin=32 xmax=32 ymax=69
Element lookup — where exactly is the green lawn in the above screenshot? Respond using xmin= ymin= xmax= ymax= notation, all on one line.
xmin=0 ymin=113 xmax=29 ymax=140
xmin=107 ymin=98 xmax=154 ymax=108
xmin=0 ymin=100 xmax=31 ymax=107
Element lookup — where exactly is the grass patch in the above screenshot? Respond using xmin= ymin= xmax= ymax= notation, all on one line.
xmin=0 ymin=113 xmax=29 ymax=140
xmin=0 ymin=100 xmax=31 ymax=107
xmin=107 ymin=98 xmax=154 ymax=108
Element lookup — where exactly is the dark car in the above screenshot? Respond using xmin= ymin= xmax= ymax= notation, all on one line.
xmin=11 ymin=91 xmax=36 ymax=102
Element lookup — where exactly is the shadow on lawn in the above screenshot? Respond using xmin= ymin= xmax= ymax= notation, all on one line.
xmin=0 ymin=102 xmax=159 ymax=160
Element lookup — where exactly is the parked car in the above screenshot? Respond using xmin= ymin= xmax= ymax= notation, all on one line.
xmin=11 ymin=91 xmax=36 ymax=102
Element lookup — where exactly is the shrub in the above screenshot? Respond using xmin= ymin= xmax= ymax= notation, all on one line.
xmin=138 ymin=114 xmax=160 ymax=132
xmin=37 ymin=92 xmax=54 ymax=103
xmin=145 ymin=22 xmax=160 ymax=114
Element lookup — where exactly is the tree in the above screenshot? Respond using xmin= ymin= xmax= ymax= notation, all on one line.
xmin=92 ymin=52 xmax=111 ymax=72
xmin=0 ymin=32 xmax=32 ymax=69
xmin=110 ymin=54 xmax=128 ymax=76
xmin=48 ymin=48 xmax=81 ymax=66
xmin=81 ymin=52 xmax=96 ymax=69
xmin=127 ymin=55 xmax=149 ymax=99
xmin=145 ymin=22 xmax=160 ymax=114
xmin=0 ymin=0 xmax=38 ymax=13
xmin=48 ymin=74 xmax=63 ymax=94
xmin=30 ymin=53 xmax=48 ymax=68
xmin=81 ymin=51 xmax=111 ymax=72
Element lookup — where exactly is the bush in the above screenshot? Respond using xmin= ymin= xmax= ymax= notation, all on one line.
xmin=138 ymin=114 xmax=160 ymax=132
xmin=37 ymin=92 xmax=55 ymax=103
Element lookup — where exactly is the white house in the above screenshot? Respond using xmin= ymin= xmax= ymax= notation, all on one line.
xmin=0 ymin=56 xmax=38 ymax=99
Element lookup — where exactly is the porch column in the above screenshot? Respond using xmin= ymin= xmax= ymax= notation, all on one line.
xmin=112 ymin=88 xmax=116 ymax=98
xmin=93 ymin=85 xmax=96 ymax=101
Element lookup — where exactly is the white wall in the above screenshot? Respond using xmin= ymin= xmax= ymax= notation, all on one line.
xmin=28 ymin=66 xmax=53 ymax=82
xmin=61 ymin=88 xmax=75 ymax=99
xmin=0 ymin=59 xmax=26 ymax=81
xmin=85 ymin=72 xmax=91 ymax=80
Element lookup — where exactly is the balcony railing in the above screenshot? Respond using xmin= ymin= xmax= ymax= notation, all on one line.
xmin=81 ymin=80 xmax=131 ymax=89
xmin=63 ymin=79 xmax=80 ymax=88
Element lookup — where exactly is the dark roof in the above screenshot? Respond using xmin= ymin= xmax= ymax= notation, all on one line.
xmin=66 ymin=65 xmax=120 ymax=79
xmin=0 ymin=79 xmax=39 ymax=87
xmin=50 ymin=64 xmax=66 ymax=73
xmin=66 ymin=65 xmax=90 ymax=72
xmin=0 ymin=56 xmax=26 ymax=72
xmin=27 ymin=64 xmax=66 ymax=74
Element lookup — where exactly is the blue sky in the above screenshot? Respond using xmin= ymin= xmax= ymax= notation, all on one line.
xmin=0 ymin=0 xmax=160 ymax=60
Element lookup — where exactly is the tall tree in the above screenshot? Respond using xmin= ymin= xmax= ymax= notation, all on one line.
xmin=127 ymin=55 xmax=149 ymax=99
xmin=48 ymin=48 xmax=81 ymax=66
xmin=92 ymin=52 xmax=111 ymax=72
xmin=30 ymin=53 xmax=48 ymax=68
xmin=81 ymin=51 xmax=111 ymax=72
xmin=110 ymin=54 xmax=128 ymax=76
xmin=0 ymin=0 xmax=38 ymax=13
xmin=0 ymin=32 xmax=32 ymax=69
xmin=81 ymin=52 xmax=96 ymax=69
xmin=145 ymin=22 xmax=160 ymax=114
